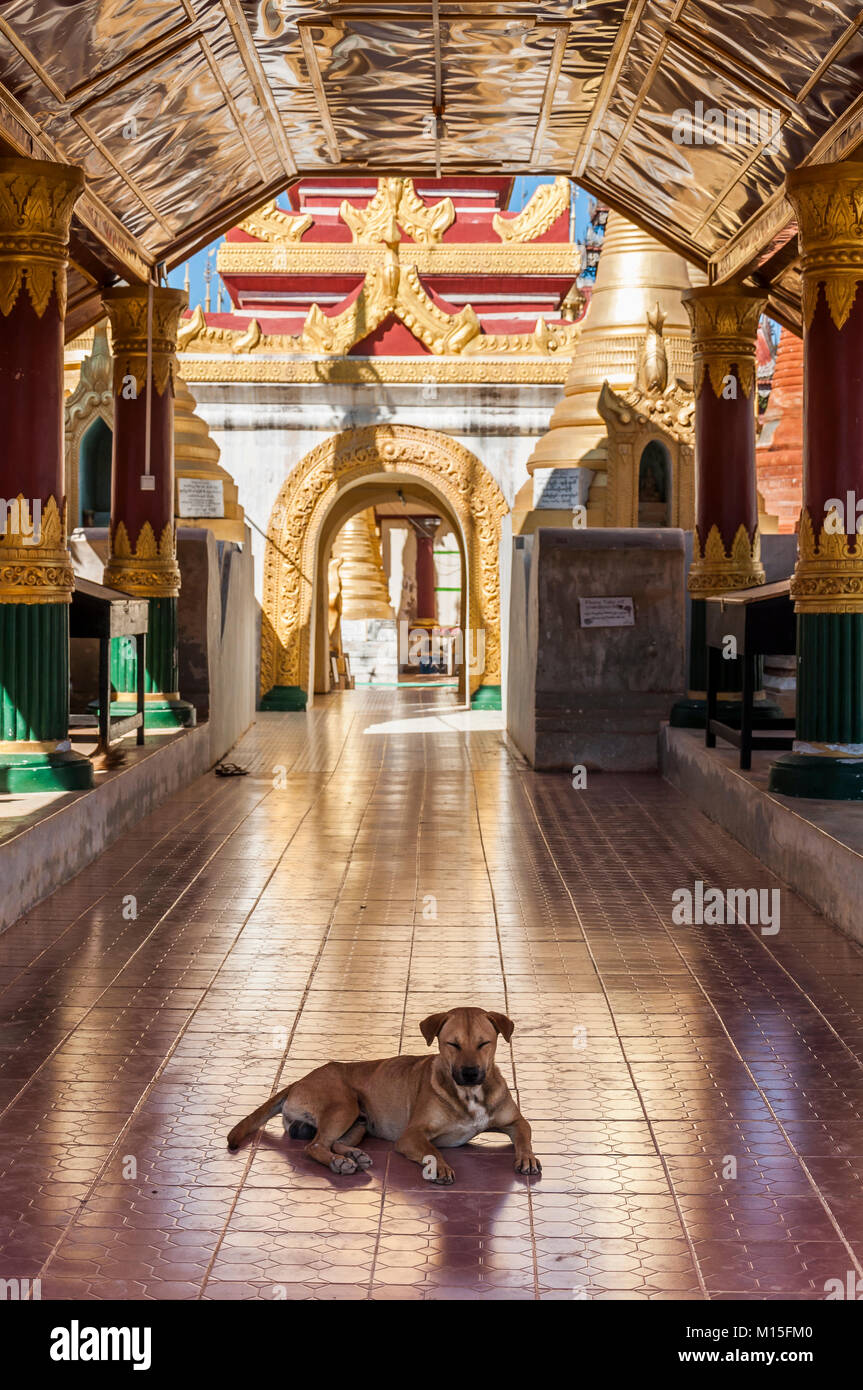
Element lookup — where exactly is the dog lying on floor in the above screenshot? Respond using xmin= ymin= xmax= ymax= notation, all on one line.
xmin=226 ymin=1006 xmax=541 ymax=1184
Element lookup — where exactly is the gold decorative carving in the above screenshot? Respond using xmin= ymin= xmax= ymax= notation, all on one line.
xmin=103 ymin=286 xmax=186 ymax=396
xmin=217 ymin=241 xmax=581 ymax=277
xmin=237 ymin=199 xmax=313 ymax=243
xmin=791 ymin=507 xmax=863 ymax=613
xmin=0 ymin=157 xmax=84 ymax=320
xmin=683 ymin=285 xmax=766 ymax=398
xmin=339 ymin=177 xmax=454 ymax=246
xmin=688 ymin=523 xmax=765 ymax=595
xmin=261 ymin=425 xmax=508 ymax=698
xmin=0 ymin=494 xmax=73 ymax=603
xmin=177 ymin=357 xmax=570 ymax=385
xmin=178 ymin=245 xmax=574 ymax=360
xmin=104 ymin=519 xmax=180 ymax=598
xmin=785 ymin=160 xmax=863 ymax=331
xmin=493 ymin=176 xmax=570 ymax=243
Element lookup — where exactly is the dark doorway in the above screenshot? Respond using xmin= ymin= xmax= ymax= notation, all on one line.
xmin=638 ymin=439 xmax=670 ymax=527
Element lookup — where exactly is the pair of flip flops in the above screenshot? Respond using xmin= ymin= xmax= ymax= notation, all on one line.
xmin=215 ymin=762 xmax=248 ymax=777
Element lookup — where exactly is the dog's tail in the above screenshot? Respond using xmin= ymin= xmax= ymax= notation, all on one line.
xmin=227 ymin=1086 xmax=290 ymax=1151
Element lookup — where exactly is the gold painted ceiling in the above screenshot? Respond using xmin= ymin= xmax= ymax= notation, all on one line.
xmin=2 ymin=2 xmax=863 ymax=334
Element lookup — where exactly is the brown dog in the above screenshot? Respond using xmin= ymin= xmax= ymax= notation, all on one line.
xmin=226 ymin=1006 xmax=540 ymax=1184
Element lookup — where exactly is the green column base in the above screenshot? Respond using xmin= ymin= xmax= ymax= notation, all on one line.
xmin=470 ymin=685 xmax=502 ymax=711
xmin=112 ymin=697 xmax=196 ymax=730
xmin=0 ymin=749 xmax=94 ymax=794
xmin=260 ymin=686 xmax=307 ymax=711
xmin=669 ymin=695 xmax=786 ymax=730
xmin=768 ymin=752 xmax=863 ymax=800
xmin=89 ymin=696 xmax=196 ymax=730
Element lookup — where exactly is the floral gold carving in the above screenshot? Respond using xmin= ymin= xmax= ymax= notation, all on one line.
xmin=683 ymin=285 xmax=766 ymax=398
xmin=261 ymin=425 xmax=508 ymax=699
xmin=103 ymin=286 xmax=186 ymax=396
xmin=0 ymin=494 xmax=73 ymax=602
xmin=785 ymin=161 xmax=863 ymax=332
xmin=791 ymin=507 xmax=863 ymax=612
xmin=688 ymin=523 xmax=765 ymax=595
xmin=493 ymin=176 xmax=570 ymax=243
xmin=0 ymin=157 xmax=84 ymax=320
xmin=339 ymin=178 xmax=454 ymax=246
xmin=105 ymin=519 xmax=180 ymax=598
xmin=237 ymin=199 xmax=313 ymax=244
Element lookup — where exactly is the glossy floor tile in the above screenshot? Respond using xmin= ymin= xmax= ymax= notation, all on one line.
xmin=2 ymin=689 xmax=863 ymax=1300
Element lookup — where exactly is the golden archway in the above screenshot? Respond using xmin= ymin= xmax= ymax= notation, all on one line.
xmin=261 ymin=424 xmax=508 ymax=702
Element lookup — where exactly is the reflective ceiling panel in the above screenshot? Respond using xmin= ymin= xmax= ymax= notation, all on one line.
xmin=0 ymin=0 xmax=860 ymax=323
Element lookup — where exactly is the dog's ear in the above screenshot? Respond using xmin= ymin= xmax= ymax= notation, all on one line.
xmin=420 ymin=1011 xmax=451 ymax=1046
xmin=486 ymin=1011 xmax=515 ymax=1042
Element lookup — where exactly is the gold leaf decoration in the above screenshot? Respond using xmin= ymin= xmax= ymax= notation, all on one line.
xmin=791 ymin=506 xmax=863 ymax=612
xmin=493 ymin=177 xmax=570 ymax=243
xmin=0 ymin=494 xmax=72 ymax=603
xmin=688 ymin=523 xmax=764 ymax=595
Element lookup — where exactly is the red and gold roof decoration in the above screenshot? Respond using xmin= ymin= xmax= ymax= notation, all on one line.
xmin=180 ymin=174 xmax=583 ymax=360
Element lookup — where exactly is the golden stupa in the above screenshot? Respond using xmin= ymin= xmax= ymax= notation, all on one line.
xmin=331 ymin=509 xmax=394 ymax=621
xmin=528 ymin=213 xmax=695 ymax=484
xmin=173 ymin=376 xmax=246 ymax=544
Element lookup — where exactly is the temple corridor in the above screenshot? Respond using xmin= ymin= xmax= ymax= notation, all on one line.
xmin=2 ymin=689 xmax=863 ymax=1301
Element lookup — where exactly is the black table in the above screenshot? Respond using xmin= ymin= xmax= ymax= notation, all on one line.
xmin=70 ymin=578 xmax=149 ymax=751
xmin=705 ymin=579 xmax=796 ymax=770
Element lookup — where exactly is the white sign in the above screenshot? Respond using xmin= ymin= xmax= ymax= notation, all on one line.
xmin=177 ymin=477 xmax=224 ymax=518
xmin=579 ymin=596 xmax=635 ymax=628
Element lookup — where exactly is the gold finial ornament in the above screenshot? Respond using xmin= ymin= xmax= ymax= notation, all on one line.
xmin=682 ymin=283 xmax=766 ymax=398
xmin=785 ymin=160 xmax=863 ymax=332
xmin=103 ymin=285 xmax=187 ymax=397
xmin=0 ymin=157 xmax=84 ymax=320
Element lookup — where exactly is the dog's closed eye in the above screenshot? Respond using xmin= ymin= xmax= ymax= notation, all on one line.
xmin=447 ymin=1041 xmax=462 ymax=1050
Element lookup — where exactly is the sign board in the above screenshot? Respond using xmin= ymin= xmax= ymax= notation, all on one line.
xmin=533 ymin=467 xmax=591 ymax=510
xmin=579 ymin=596 xmax=635 ymax=628
xmin=177 ymin=477 xmax=224 ymax=518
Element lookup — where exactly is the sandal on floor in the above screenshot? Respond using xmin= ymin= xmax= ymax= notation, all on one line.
xmin=215 ymin=762 xmax=249 ymax=777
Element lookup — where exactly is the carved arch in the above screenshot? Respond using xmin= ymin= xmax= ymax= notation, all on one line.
xmin=261 ymin=425 xmax=509 ymax=700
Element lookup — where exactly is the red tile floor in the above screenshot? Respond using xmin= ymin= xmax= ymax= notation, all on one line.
xmin=2 ymin=689 xmax=863 ymax=1300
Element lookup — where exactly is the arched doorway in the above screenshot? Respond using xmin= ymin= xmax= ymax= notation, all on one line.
xmin=638 ymin=439 xmax=671 ymax=527
xmin=313 ymin=478 xmax=468 ymax=698
xmin=260 ymin=424 xmax=508 ymax=709
xmin=78 ymin=417 xmax=113 ymax=527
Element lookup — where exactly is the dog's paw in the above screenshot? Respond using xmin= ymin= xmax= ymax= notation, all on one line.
xmin=344 ymin=1147 xmax=373 ymax=1168
xmin=427 ymin=1161 xmax=455 ymax=1185
xmin=330 ymin=1154 xmax=358 ymax=1174
xmin=514 ymin=1151 xmax=542 ymax=1175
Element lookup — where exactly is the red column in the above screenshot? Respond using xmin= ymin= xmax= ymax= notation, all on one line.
xmin=415 ymin=531 xmax=437 ymax=623
xmin=0 ymin=157 xmax=93 ymax=792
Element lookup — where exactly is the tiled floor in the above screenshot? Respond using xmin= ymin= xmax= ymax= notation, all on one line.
xmin=2 ymin=689 xmax=863 ymax=1300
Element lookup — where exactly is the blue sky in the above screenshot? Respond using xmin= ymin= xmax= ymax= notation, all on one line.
xmin=168 ymin=177 xmax=593 ymax=313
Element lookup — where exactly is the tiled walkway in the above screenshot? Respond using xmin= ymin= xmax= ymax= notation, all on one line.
xmin=2 ymin=689 xmax=863 ymax=1300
